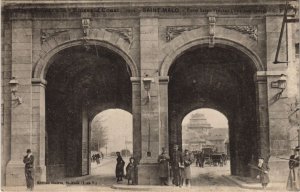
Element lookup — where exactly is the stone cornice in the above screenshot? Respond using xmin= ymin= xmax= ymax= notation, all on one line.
xmin=159 ymin=76 xmax=169 ymax=83
xmin=256 ymin=71 xmax=286 ymax=77
xmin=2 ymin=1 xmax=289 ymax=11
xmin=2 ymin=0 xmax=289 ymax=8
xmin=4 ymin=3 xmax=296 ymax=19
xmin=32 ymin=78 xmax=48 ymax=86
xmin=130 ymin=77 xmax=141 ymax=84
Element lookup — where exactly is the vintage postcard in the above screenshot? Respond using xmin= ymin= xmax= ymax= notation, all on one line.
xmin=1 ymin=0 xmax=299 ymax=191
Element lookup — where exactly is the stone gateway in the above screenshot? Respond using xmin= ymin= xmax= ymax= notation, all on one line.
xmin=1 ymin=0 xmax=299 ymax=186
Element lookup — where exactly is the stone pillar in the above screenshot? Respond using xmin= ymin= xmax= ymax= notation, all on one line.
xmin=138 ymin=17 xmax=160 ymax=185
xmin=81 ymin=107 xmax=89 ymax=176
xmin=159 ymin=76 xmax=169 ymax=154
xmin=131 ymin=77 xmax=142 ymax=162
xmin=31 ymin=78 xmax=47 ymax=182
xmin=255 ymin=74 xmax=270 ymax=159
xmin=6 ymin=17 xmax=33 ymax=186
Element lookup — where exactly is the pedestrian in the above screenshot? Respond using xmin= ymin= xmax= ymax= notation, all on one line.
xmin=257 ymin=157 xmax=270 ymax=190
xmin=195 ymin=151 xmax=200 ymax=167
xmin=171 ymin=144 xmax=183 ymax=187
xmin=182 ymin=149 xmax=194 ymax=187
xmin=95 ymin=153 xmax=100 ymax=165
xmin=125 ymin=157 xmax=137 ymax=185
xmin=157 ymin=147 xmax=170 ymax=185
xmin=115 ymin=152 xmax=125 ymax=182
xmin=199 ymin=151 xmax=205 ymax=168
xmin=287 ymin=146 xmax=300 ymax=191
xmin=23 ymin=149 xmax=34 ymax=191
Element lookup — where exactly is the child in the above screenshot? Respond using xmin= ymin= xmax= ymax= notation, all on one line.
xmin=257 ymin=157 xmax=270 ymax=190
xmin=126 ymin=157 xmax=137 ymax=185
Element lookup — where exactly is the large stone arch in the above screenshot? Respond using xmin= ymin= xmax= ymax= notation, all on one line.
xmin=88 ymin=102 xmax=132 ymax=121
xmin=33 ymin=29 xmax=139 ymax=79
xmin=159 ymin=36 xmax=264 ymax=76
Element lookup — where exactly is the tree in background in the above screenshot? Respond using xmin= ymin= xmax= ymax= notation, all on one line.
xmin=91 ymin=116 xmax=108 ymax=151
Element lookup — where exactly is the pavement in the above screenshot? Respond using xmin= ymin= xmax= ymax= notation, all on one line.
xmin=1 ymin=159 xmax=290 ymax=192
xmin=222 ymin=175 xmax=287 ymax=191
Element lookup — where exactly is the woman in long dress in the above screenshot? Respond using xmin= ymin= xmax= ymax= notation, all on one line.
xmin=115 ymin=152 xmax=125 ymax=182
xmin=126 ymin=157 xmax=137 ymax=185
xmin=287 ymin=146 xmax=300 ymax=191
xmin=257 ymin=157 xmax=270 ymax=190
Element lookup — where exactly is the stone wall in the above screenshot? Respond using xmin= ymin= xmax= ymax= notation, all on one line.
xmin=1 ymin=15 xmax=12 ymax=187
xmin=2 ymin=0 xmax=299 ymax=185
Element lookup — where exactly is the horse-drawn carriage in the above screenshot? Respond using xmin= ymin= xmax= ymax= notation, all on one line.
xmin=201 ymin=147 xmax=227 ymax=167
xmin=211 ymin=153 xmax=224 ymax=166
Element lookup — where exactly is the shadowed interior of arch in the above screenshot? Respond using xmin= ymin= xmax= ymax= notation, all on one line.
xmin=45 ymin=45 xmax=132 ymax=181
xmin=168 ymin=46 xmax=259 ymax=178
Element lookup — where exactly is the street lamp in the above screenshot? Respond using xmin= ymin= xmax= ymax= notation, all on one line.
xmin=271 ymin=74 xmax=287 ymax=101
xmin=142 ymin=75 xmax=154 ymax=104
xmin=9 ymin=77 xmax=22 ymax=104
xmin=271 ymin=74 xmax=287 ymax=90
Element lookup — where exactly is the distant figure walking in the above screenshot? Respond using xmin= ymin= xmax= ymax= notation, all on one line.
xmin=23 ymin=149 xmax=34 ymax=191
xmin=199 ymin=151 xmax=205 ymax=168
xmin=115 ymin=152 xmax=125 ymax=182
xmin=157 ymin=147 xmax=170 ymax=185
xmin=95 ymin=153 xmax=101 ymax=165
xmin=257 ymin=157 xmax=270 ymax=190
xmin=287 ymin=146 xmax=300 ymax=191
xmin=126 ymin=157 xmax=137 ymax=185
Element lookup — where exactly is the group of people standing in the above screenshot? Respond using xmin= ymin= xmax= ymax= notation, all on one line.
xmin=115 ymin=152 xmax=137 ymax=185
xmin=158 ymin=145 xmax=194 ymax=187
xmin=194 ymin=151 xmax=205 ymax=168
xmin=91 ymin=152 xmax=103 ymax=165
xmin=21 ymin=146 xmax=299 ymax=190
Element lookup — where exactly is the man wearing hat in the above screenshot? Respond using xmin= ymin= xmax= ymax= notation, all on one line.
xmin=287 ymin=146 xmax=300 ymax=191
xmin=23 ymin=149 xmax=34 ymax=191
xmin=157 ymin=147 xmax=170 ymax=185
xmin=170 ymin=144 xmax=183 ymax=187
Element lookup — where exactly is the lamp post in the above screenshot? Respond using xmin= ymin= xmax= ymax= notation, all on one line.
xmin=9 ymin=77 xmax=22 ymax=104
xmin=271 ymin=74 xmax=287 ymax=101
xmin=142 ymin=75 xmax=154 ymax=157
xmin=142 ymin=76 xmax=154 ymax=104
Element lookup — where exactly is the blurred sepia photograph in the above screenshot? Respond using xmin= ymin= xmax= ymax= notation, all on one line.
xmin=1 ymin=0 xmax=299 ymax=191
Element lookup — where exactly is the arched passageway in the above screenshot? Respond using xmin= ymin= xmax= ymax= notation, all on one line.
xmin=45 ymin=45 xmax=132 ymax=181
xmin=168 ymin=45 xmax=258 ymax=177
xmin=182 ymin=108 xmax=229 ymax=155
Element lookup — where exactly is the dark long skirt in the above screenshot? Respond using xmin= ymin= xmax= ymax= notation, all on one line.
xmin=287 ymin=168 xmax=300 ymax=191
xmin=116 ymin=164 xmax=124 ymax=178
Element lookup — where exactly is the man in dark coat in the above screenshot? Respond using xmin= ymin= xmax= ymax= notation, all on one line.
xmin=157 ymin=147 xmax=170 ymax=185
xmin=23 ymin=149 xmax=34 ymax=191
xmin=199 ymin=151 xmax=205 ymax=168
xmin=182 ymin=149 xmax=194 ymax=187
xmin=287 ymin=146 xmax=300 ymax=191
xmin=115 ymin=152 xmax=125 ymax=182
xmin=171 ymin=145 xmax=183 ymax=187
